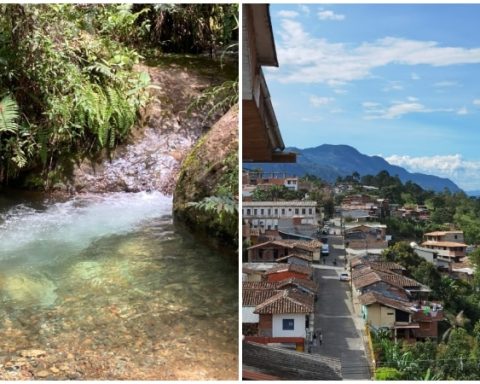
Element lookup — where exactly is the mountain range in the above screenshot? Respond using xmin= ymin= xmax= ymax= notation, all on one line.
xmin=244 ymin=144 xmax=462 ymax=193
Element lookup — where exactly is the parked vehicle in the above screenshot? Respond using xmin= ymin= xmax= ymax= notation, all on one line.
xmin=339 ymin=272 xmax=350 ymax=281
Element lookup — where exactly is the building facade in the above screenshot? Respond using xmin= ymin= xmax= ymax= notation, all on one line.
xmin=243 ymin=201 xmax=318 ymax=231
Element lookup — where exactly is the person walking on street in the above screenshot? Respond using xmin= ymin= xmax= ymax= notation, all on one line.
xmin=313 ymin=332 xmax=317 ymax=347
xmin=318 ymin=330 xmax=323 ymax=345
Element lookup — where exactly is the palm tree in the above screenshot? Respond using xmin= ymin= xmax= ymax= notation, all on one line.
xmin=442 ymin=310 xmax=471 ymax=343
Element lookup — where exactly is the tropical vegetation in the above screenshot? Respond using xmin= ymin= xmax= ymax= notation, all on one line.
xmin=0 ymin=4 xmax=238 ymax=188
xmin=370 ymin=241 xmax=480 ymax=380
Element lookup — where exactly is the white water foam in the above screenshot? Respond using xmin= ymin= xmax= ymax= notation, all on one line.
xmin=0 ymin=192 xmax=172 ymax=262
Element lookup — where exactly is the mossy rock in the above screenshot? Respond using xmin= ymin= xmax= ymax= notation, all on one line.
xmin=173 ymin=105 xmax=238 ymax=247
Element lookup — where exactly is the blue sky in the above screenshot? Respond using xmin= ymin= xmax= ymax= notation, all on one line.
xmin=265 ymin=4 xmax=480 ymax=191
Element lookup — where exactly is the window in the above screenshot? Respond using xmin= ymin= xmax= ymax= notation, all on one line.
xmin=260 ymin=209 xmax=264 ymax=215
xmin=395 ymin=310 xmax=410 ymax=322
xmin=309 ymin=208 xmax=313 ymax=215
xmin=295 ymin=208 xmax=299 ymax=214
xmin=281 ymin=209 xmax=285 ymax=215
xmin=283 ymin=319 xmax=294 ymax=330
xmin=246 ymin=209 xmax=251 ymax=215
xmin=302 ymin=208 xmax=306 ymax=214
xmin=253 ymin=209 xmax=257 ymax=215
xmin=274 ymin=209 xmax=278 ymax=215
xmin=267 ymin=209 xmax=271 ymax=215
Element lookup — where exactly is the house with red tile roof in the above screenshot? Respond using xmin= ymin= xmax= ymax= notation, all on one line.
xmin=351 ymin=257 xmax=443 ymax=341
xmin=247 ymin=239 xmax=321 ymax=263
xmin=264 ymin=263 xmax=313 ymax=282
xmin=359 ymin=291 xmax=444 ymax=341
xmin=254 ymin=289 xmax=314 ymax=340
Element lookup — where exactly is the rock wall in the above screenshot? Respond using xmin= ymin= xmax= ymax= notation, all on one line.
xmin=173 ymin=106 xmax=238 ymax=246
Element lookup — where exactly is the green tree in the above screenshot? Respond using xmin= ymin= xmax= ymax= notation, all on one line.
xmin=437 ymin=328 xmax=476 ymax=379
xmin=374 ymin=367 xmax=403 ymax=380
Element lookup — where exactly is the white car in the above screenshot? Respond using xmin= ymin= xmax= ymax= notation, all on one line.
xmin=339 ymin=272 xmax=350 ymax=281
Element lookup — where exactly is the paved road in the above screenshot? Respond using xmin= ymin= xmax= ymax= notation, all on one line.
xmin=311 ymin=235 xmax=371 ymax=380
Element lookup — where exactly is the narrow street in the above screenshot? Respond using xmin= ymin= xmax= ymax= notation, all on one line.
xmin=311 ymin=232 xmax=371 ymax=380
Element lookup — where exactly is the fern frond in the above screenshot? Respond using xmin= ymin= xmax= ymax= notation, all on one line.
xmin=0 ymin=95 xmax=20 ymax=134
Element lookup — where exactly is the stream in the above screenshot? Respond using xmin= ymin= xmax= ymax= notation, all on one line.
xmin=0 ymin=191 xmax=238 ymax=380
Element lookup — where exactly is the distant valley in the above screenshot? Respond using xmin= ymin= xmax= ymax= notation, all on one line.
xmin=244 ymin=144 xmax=462 ymax=193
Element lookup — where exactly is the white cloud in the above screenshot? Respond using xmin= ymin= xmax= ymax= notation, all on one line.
xmin=411 ymin=73 xmax=420 ymax=80
xmin=330 ymin=108 xmax=344 ymax=114
xmin=298 ymin=5 xmax=310 ymax=15
xmin=473 ymin=99 xmax=480 ymax=106
xmin=407 ymin=96 xmax=419 ymax=102
xmin=457 ymin=107 xmax=468 ymax=115
xmin=383 ymin=81 xmax=404 ymax=92
xmin=277 ymin=10 xmax=299 ymax=18
xmin=309 ymin=95 xmax=334 ymax=107
xmin=333 ymin=88 xmax=348 ymax=94
xmin=434 ymin=81 xmax=459 ymax=87
xmin=270 ymin=23 xmax=480 ymax=85
xmin=301 ymin=116 xmax=323 ymax=123
xmin=362 ymin=101 xmax=380 ymax=108
xmin=385 ymin=154 xmax=480 ymax=191
xmin=379 ymin=102 xmax=426 ymax=119
xmin=318 ymin=10 xmax=345 ymax=21
xmin=364 ymin=99 xmax=457 ymax=120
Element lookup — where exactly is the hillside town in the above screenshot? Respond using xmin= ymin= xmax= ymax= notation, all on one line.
xmin=241 ymin=168 xmax=479 ymax=380
xmin=242 ymin=4 xmax=480 ymax=381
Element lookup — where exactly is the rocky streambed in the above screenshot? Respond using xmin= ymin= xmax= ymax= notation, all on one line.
xmin=0 ymin=192 xmax=237 ymax=380
xmin=0 ymin=56 xmax=238 ymax=380
xmin=71 ymin=59 xmax=226 ymax=195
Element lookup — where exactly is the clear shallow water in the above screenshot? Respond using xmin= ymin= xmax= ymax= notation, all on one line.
xmin=0 ymin=192 xmax=238 ymax=380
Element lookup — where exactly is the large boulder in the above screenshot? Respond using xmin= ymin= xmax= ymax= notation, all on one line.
xmin=173 ymin=106 xmax=238 ymax=247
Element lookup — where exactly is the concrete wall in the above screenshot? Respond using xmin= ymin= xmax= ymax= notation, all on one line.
xmin=272 ymin=313 xmax=306 ymax=338
xmin=243 ymin=307 xmax=259 ymax=323
xmin=366 ymin=303 xmax=396 ymax=328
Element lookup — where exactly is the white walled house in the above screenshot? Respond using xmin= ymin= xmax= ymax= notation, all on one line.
xmin=242 ymin=281 xmax=279 ymax=336
xmin=254 ymin=290 xmax=314 ymax=339
xmin=272 ymin=313 xmax=307 ymax=338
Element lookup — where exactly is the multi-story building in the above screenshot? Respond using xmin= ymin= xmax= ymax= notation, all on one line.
xmin=243 ymin=201 xmax=318 ymax=231
xmin=421 ymin=230 xmax=467 ymax=261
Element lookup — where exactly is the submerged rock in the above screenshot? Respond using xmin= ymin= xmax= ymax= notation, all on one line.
xmin=18 ymin=349 xmax=46 ymax=358
xmin=1 ymin=273 xmax=57 ymax=307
